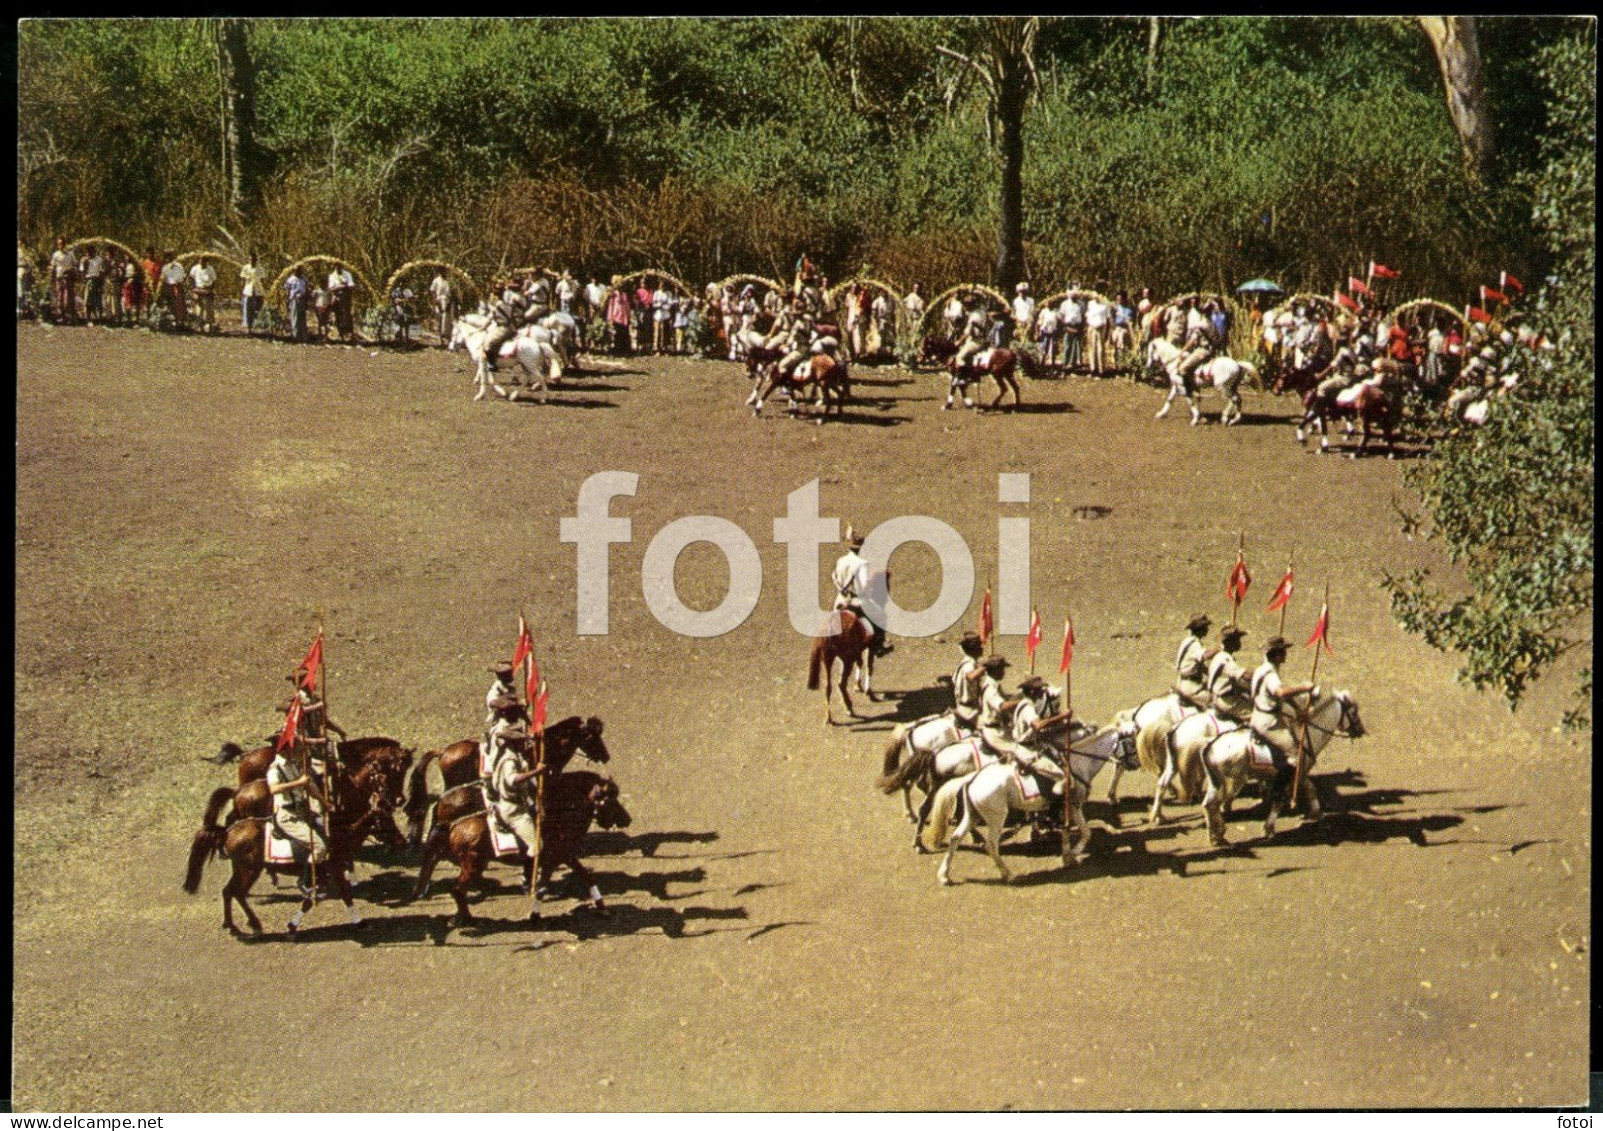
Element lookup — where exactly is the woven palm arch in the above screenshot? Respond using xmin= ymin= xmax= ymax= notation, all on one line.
xmin=66 ymin=236 xmax=140 ymax=263
xmin=1039 ymin=287 xmax=1114 ymax=312
xmin=918 ymin=283 xmax=1010 ymax=342
xmin=826 ymin=277 xmax=912 ymax=349
xmin=612 ymin=268 xmax=698 ymax=298
xmin=1167 ymin=290 xmax=1256 ymax=360
xmin=176 ymin=250 xmax=248 ymax=300
xmin=713 ymin=273 xmax=786 ymax=301
xmin=1391 ymin=298 xmax=1467 ymax=333
xmin=268 ymin=256 xmax=378 ymax=312
xmin=1266 ymin=292 xmax=1359 ymax=328
xmin=385 ymin=260 xmax=480 ymax=305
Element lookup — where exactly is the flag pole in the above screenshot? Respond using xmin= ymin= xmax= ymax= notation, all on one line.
xmin=1060 ymin=611 xmax=1076 ymax=860
xmin=1230 ymin=531 xmax=1245 ymax=628
xmin=1278 ymin=549 xmax=1294 ymax=638
xmin=1029 ymin=606 xmax=1037 ymax=675
xmin=313 ymin=611 xmax=329 ymax=906
xmin=1292 ymin=581 xmax=1329 ymax=812
xmin=527 ymin=679 xmax=547 ymax=921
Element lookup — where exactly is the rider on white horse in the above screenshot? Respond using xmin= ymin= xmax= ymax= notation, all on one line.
xmin=1204 ymin=627 xmax=1252 ymax=724
xmin=953 ymin=300 xmax=991 ymax=374
xmin=484 ymin=282 xmax=525 ymax=372
xmin=1249 ymin=636 xmax=1318 ymax=785
xmin=1174 ymin=614 xmax=1214 ymax=711
xmin=952 ymin=631 xmax=986 ymax=731
xmin=773 ymin=299 xmax=816 ymax=390
xmin=1174 ymin=300 xmax=1218 ymax=393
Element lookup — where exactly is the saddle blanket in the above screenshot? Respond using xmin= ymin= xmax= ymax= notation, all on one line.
xmin=973 ymin=348 xmax=995 ymax=369
xmin=1335 ymin=377 xmax=1383 ymax=407
xmin=478 ymin=741 xmax=493 ymax=776
xmin=484 ymin=788 xmax=522 ymax=858
xmin=264 ymin=821 xmax=298 ymax=865
xmin=1015 ymin=769 xmax=1041 ymax=802
xmin=1246 ymin=734 xmax=1279 ymax=779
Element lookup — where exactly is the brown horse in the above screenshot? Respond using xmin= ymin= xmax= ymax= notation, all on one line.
xmin=1296 ymin=366 xmax=1405 ymax=458
xmin=412 ymin=769 xmax=632 ymax=927
xmin=950 ymin=347 xmax=1042 ymax=411
xmin=807 ymin=607 xmax=881 ymax=724
xmin=402 ymin=715 xmax=610 ymax=844
xmin=183 ymin=751 xmax=411 ymax=936
xmin=209 ymin=735 xmax=412 ymax=789
xmin=751 ymin=353 xmax=850 ymax=419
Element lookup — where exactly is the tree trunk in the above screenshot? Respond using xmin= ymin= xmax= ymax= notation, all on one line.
xmin=1418 ymin=16 xmax=1493 ymax=183
xmin=213 ymin=18 xmax=260 ymax=216
xmin=1145 ymin=17 xmax=1162 ymax=93
xmin=993 ymin=58 xmax=1027 ymax=293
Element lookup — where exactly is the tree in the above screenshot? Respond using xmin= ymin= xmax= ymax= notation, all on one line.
xmin=1418 ymin=16 xmax=1493 ymax=182
xmin=937 ymin=17 xmax=1040 ymax=293
xmin=212 ymin=17 xmax=262 ymax=216
xmin=1383 ymin=28 xmax=1594 ymax=730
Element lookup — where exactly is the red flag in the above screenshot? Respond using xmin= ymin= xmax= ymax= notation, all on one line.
xmin=1306 ymin=603 xmax=1333 ymax=656
xmin=1266 ymin=568 xmax=1294 ymax=612
xmin=1348 ymin=276 xmax=1372 ymax=297
xmin=978 ymin=589 xmax=994 ymax=649
xmin=512 ymin=616 xmax=539 ymax=705
xmin=1058 ymin=616 xmax=1076 ymax=674
xmin=1481 ymin=286 xmax=1510 ymax=306
xmin=298 ymin=631 xmax=323 ymax=691
xmin=532 ymin=681 xmax=549 ymax=736
xmin=1369 ymin=261 xmax=1400 ymax=280
xmin=1025 ymin=608 xmax=1043 ymax=664
xmin=1334 ymin=292 xmax=1360 ymax=312
xmin=1465 ymin=305 xmax=1494 ymax=325
xmin=1500 ymin=271 xmax=1524 ymax=295
xmin=1226 ymin=556 xmax=1252 ymax=604
xmin=276 ymin=696 xmax=303 ymax=751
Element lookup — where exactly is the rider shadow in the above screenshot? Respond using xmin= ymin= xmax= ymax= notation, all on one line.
xmin=850 ymin=374 xmax=915 ymax=388
xmin=586 ymin=829 xmax=720 ymax=858
xmin=876 ymin=685 xmax=957 ymax=725
xmin=1228 ymin=411 xmax=1288 ymax=427
xmin=991 ymin=400 xmax=1078 ymax=415
xmin=557 ymin=381 xmax=634 ymax=392
xmin=819 ymin=408 xmax=913 ymax=428
xmin=513 ymin=902 xmax=752 ymax=948
xmin=592 ymin=864 xmax=710 ymax=903
xmin=512 ymin=395 xmax=619 ymax=410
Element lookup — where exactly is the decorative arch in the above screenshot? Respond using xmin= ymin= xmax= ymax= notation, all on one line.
xmin=66 ymin=236 xmax=141 ymax=263
xmin=1391 ymin=298 xmax=1466 ymax=333
xmin=918 ymin=283 xmax=1009 ymax=341
xmin=176 ymin=250 xmax=248 ymax=298
xmin=611 ymin=268 xmax=698 ymax=297
xmin=385 ymin=260 xmax=480 ymax=305
xmin=826 ymin=277 xmax=912 ymax=353
xmin=1265 ymin=292 xmax=1359 ymax=328
xmin=268 ymin=255 xmax=378 ymax=311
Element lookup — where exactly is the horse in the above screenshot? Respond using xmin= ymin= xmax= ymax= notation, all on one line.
xmin=1198 ymin=690 xmax=1366 ymax=846
xmin=1145 ymin=709 xmax=1242 ymax=825
xmin=182 ymin=749 xmax=411 ymax=936
xmin=1296 ymin=368 xmax=1405 ymax=458
xmin=448 ymin=312 xmax=562 ymax=402
xmin=923 ymin=721 xmax=1139 ymax=884
xmin=918 ymin=335 xmax=960 ymax=368
xmin=411 ymin=769 xmax=631 ymax=927
xmin=210 ymin=735 xmax=413 ymax=791
xmin=402 ymin=715 xmax=610 ymax=845
xmin=1106 ymin=694 xmax=1205 ymax=823
xmin=1146 ymin=338 xmax=1253 ymax=426
xmin=876 ymin=711 xmax=966 ymax=822
xmin=945 ymin=347 xmax=1043 ymax=412
xmin=750 ymin=353 xmax=850 ymax=419
xmin=536 ymin=310 xmax=581 ymax=369
xmin=807 ymin=605 xmax=885 ymax=724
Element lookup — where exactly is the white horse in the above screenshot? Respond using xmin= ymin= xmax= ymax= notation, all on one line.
xmin=1107 ymin=694 xmax=1205 ymax=821
xmin=1147 ymin=338 xmax=1254 ymax=426
xmin=1148 ymin=709 xmax=1243 ymax=825
xmin=450 ymin=313 xmax=562 ymax=402
xmin=924 ymin=721 xmax=1139 ymax=884
xmin=535 ymin=310 xmax=580 ymax=369
xmin=1199 ymin=690 xmax=1366 ymax=846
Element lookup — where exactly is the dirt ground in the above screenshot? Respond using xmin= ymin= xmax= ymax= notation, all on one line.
xmin=13 ymin=323 xmax=1590 ymax=1111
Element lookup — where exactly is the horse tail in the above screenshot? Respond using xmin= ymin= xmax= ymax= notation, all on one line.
xmin=1017 ymin=349 xmax=1043 ymax=381
xmin=212 ymin=741 xmax=244 ymax=765
xmin=877 ymin=744 xmax=934 ymax=795
xmin=807 ymin=638 xmax=825 ymax=691
xmin=404 ymin=749 xmax=441 ymax=838
xmin=183 ymin=786 xmax=237 ymax=894
xmin=1135 ymin=720 xmax=1168 ymax=775
xmin=879 ymin=725 xmax=909 ymax=778
xmin=924 ymin=776 xmax=967 ymax=850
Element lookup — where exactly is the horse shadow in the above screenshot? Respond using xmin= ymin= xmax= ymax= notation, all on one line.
xmin=513 ymin=903 xmax=754 ymax=948
xmin=586 ymin=829 xmax=720 ymax=858
xmin=873 ymin=684 xmax=957 ymax=725
xmin=557 ymin=381 xmax=634 ymax=393
xmin=849 ymin=374 xmax=915 ymax=388
xmin=513 ymin=395 xmax=618 ymax=410
xmin=987 ymin=400 xmax=1078 ymax=415
xmin=816 ymin=408 xmax=913 ymax=428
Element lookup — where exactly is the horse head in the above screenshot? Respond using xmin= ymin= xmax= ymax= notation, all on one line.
xmin=590 ymin=777 xmax=632 ymax=830
xmin=580 ymin=717 xmax=611 ymax=764
xmin=1335 ymin=691 xmax=1366 ymax=739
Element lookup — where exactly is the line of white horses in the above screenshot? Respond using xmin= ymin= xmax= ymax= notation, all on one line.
xmin=878 ymin=685 xmax=1366 ymax=886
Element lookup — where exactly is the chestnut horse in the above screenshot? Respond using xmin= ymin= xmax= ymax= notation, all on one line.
xmin=412 ymin=769 xmax=632 ymax=926
xmin=1296 ymin=366 xmax=1405 ymax=458
xmin=183 ymin=751 xmax=413 ymax=936
xmin=402 ymin=715 xmax=610 ymax=844
xmin=209 ymin=735 xmax=412 ymax=790
xmin=920 ymin=338 xmax=1040 ymax=410
xmin=750 ymin=353 xmax=851 ymax=419
xmin=807 ymin=607 xmax=880 ymax=724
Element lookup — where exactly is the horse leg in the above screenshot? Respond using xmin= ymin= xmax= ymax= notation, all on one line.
xmin=979 ymin=805 xmax=1012 ymax=884
xmin=822 ymin=661 xmax=835 ymax=726
xmin=1155 ymin=382 xmax=1177 ymax=419
xmin=938 ymin=797 xmax=971 ymax=886
xmin=1149 ymin=744 xmax=1177 ymax=825
xmin=568 ymin=857 xmax=607 ymax=912
xmin=329 ymin=862 xmax=363 ymax=927
xmin=451 ymin=853 xmax=480 ymax=928
xmin=1300 ymin=764 xmax=1323 ymax=823
xmin=1200 ymin=765 xmax=1227 ymax=847
xmin=839 ymin=660 xmax=857 ymax=719
xmin=413 ymin=832 xmax=443 ymax=900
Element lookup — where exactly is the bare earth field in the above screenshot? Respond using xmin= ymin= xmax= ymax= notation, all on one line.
xmin=13 ymin=323 xmax=1590 ymax=1110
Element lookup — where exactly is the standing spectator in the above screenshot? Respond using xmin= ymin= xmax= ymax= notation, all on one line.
xmin=140 ymin=247 xmax=161 ymax=309
xmin=50 ymin=238 xmax=78 ymax=324
xmin=390 ymin=282 xmax=415 ymax=343
xmin=903 ymin=283 xmax=926 ymax=344
xmin=105 ymin=251 xmax=125 ymax=323
xmin=239 ymin=252 xmax=265 ymax=334
xmin=1036 ymin=298 xmax=1061 ymax=367
xmin=870 ymin=289 xmax=893 ymax=354
xmin=1061 ymin=292 xmax=1086 ymax=371
xmin=1110 ymin=291 xmax=1135 ymax=369
xmin=329 ymin=265 xmax=356 ymax=340
xmin=632 ymin=279 xmax=653 ymax=352
xmin=284 ymin=266 xmax=309 ymax=342
xmin=82 ymin=245 xmax=108 ymax=324
xmin=18 ymin=243 xmax=35 ymax=318
xmin=672 ymin=292 xmax=690 ymax=354
xmin=584 ymin=276 xmax=607 ymax=349
xmin=189 ymin=255 xmax=218 ymax=333
xmin=606 ymin=282 xmax=633 ymax=356
xmin=556 ymin=270 xmax=577 ymax=315
xmin=428 ymin=269 xmax=456 ymax=343
xmin=652 ymin=281 xmax=673 ymax=354
xmin=1135 ymin=286 xmax=1156 ymax=345
xmin=942 ymin=291 xmax=964 ymax=340
xmin=159 ymin=250 xmax=188 ymax=329
xmin=1209 ymin=300 xmax=1229 ymax=354
xmin=311 ymin=278 xmax=331 ymax=340
xmin=1084 ymin=291 xmax=1110 ymax=375
xmin=1422 ymin=317 xmax=1446 ymax=390
xmin=1010 ymin=283 xmax=1035 ymax=352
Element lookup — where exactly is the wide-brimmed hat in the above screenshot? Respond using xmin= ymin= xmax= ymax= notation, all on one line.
xmin=844 ymin=524 xmax=865 ymax=550
xmin=982 ymin=655 xmax=1011 ymax=673
xmin=1018 ymin=675 xmax=1048 ymax=694
xmin=489 ymin=662 xmax=515 ymax=677
xmin=1221 ymin=626 xmax=1247 ymax=646
xmin=959 ymin=631 xmax=984 ymax=650
xmin=1187 ymin=614 xmax=1212 ymax=633
xmin=1264 ymin=636 xmax=1293 ymax=654
xmin=488 ymin=694 xmax=522 ymax=712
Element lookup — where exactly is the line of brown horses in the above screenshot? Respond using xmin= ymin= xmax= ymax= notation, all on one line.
xmin=182 ymin=717 xmax=624 ymax=937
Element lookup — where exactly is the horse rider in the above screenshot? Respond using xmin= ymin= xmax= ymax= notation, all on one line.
xmin=1174 ymin=301 xmax=1218 ymax=393
xmin=974 ymin=654 xmax=1011 ymax=729
xmin=952 ymin=631 xmax=987 ymax=731
xmin=1249 ymin=636 xmax=1318 ymax=786
xmin=485 ymin=661 xmax=520 ymax=729
xmin=772 ymin=298 xmax=816 ymax=390
xmin=524 ymin=274 xmax=553 ymax=322
xmin=1173 ymin=614 xmax=1213 ymax=710
xmin=284 ymin=669 xmax=347 ymax=765
xmin=485 ymin=694 xmax=531 ymax=774
xmin=483 ymin=280 xmax=526 ymax=372
xmin=265 ymin=740 xmax=330 ymax=901
xmin=1009 ymin=675 xmax=1072 ymax=750
xmin=1310 ymin=328 xmax=1365 ymax=406
xmin=832 ymin=528 xmax=892 ymax=658
xmin=1205 ymin=626 xmax=1252 ymax=724
xmin=952 ymin=298 xmax=992 ymax=377
xmin=484 ymin=724 xmax=548 ymax=918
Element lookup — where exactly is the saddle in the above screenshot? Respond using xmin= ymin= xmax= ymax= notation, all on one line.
xmin=264 ymin=821 xmax=299 ymax=866
xmin=973 ymin=348 xmax=996 ymax=370
xmin=1335 ymin=377 xmax=1382 ymax=408
xmin=1245 ymin=732 xmax=1279 ymax=780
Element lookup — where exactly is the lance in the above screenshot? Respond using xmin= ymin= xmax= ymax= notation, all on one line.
xmin=1230 ymin=532 xmax=1246 ymax=629
xmin=1291 ymin=582 xmax=1329 ymax=812
xmin=526 ymin=678 xmax=548 ymax=921
xmin=1061 ymin=611 xmax=1075 ymax=854
xmin=1277 ymin=549 xmax=1295 ymax=638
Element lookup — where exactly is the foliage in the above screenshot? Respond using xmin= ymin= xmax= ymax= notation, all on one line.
xmin=1382 ymin=26 xmax=1594 ymax=729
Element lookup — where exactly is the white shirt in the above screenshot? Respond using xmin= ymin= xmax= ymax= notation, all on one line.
xmin=904 ymin=293 xmax=925 ymax=320
xmin=1012 ymin=295 xmax=1035 ymax=326
xmin=189 ymin=263 xmax=216 ymax=291
xmin=329 ymin=270 xmax=351 ymax=293
xmin=832 ymin=550 xmax=870 ymax=608
xmin=429 ymin=275 xmax=452 ymax=306
xmin=1085 ymin=298 xmax=1110 ymax=329
xmin=239 ymin=264 xmax=262 ymax=297
xmin=586 ymin=282 xmax=607 ymax=309
xmin=160 ymin=261 xmax=186 ymax=286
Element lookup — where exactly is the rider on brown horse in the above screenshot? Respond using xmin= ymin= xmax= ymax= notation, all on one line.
xmin=833 ymin=528 xmax=892 ymax=658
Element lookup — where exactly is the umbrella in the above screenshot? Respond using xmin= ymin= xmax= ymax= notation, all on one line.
xmin=1236 ymin=278 xmax=1284 ymax=294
